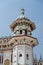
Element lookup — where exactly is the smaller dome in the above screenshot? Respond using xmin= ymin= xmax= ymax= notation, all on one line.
xmin=10 ymin=9 xmax=36 ymax=32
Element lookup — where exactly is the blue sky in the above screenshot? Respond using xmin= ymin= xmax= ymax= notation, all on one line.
xmin=0 ymin=0 xmax=43 ymax=59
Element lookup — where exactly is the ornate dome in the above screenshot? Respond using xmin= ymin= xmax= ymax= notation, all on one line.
xmin=10 ymin=9 xmax=36 ymax=32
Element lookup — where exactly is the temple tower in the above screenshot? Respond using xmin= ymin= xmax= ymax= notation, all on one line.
xmin=10 ymin=9 xmax=38 ymax=65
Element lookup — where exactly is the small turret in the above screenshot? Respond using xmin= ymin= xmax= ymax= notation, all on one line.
xmin=10 ymin=9 xmax=36 ymax=36
xmin=39 ymin=54 xmax=42 ymax=62
xmin=9 ymin=9 xmax=38 ymax=65
xmin=34 ymin=54 xmax=38 ymax=65
xmin=39 ymin=54 xmax=43 ymax=65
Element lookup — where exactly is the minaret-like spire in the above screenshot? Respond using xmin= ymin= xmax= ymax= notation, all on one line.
xmin=34 ymin=54 xmax=37 ymax=61
xmin=19 ymin=8 xmax=25 ymax=18
xmin=40 ymin=54 xmax=42 ymax=59
xmin=40 ymin=54 xmax=42 ymax=60
xmin=39 ymin=54 xmax=42 ymax=62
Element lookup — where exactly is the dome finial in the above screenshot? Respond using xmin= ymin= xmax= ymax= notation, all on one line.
xmin=21 ymin=8 xmax=25 ymax=15
xmin=19 ymin=8 xmax=25 ymax=18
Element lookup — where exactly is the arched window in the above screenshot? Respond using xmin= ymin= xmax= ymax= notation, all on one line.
xmin=40 ymin=63 xmax=42 ymax=65
xmin=4 ymin=59 xmax=10 ymax=65
xmin=11 ymin=54 xmax=12 ymax=63
xmin=0 ymin=56 xmax=1 ymax=63
xmin=35 ymin=64 xmax=37 ymax=65
xmin=20 ymin=30 xmax=22 ymax=34
xmin=19 ymin=54 xmax=22 ymax=57
xmin=2 ymin=56 xmax=3 ymax=63
xmin=0 ymin=56 xmax=3 ymax=64
xmin=26 ymin=54 xmax=29 ymax=60
xmin=25 ymin=29 xmax=27 ymax=35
